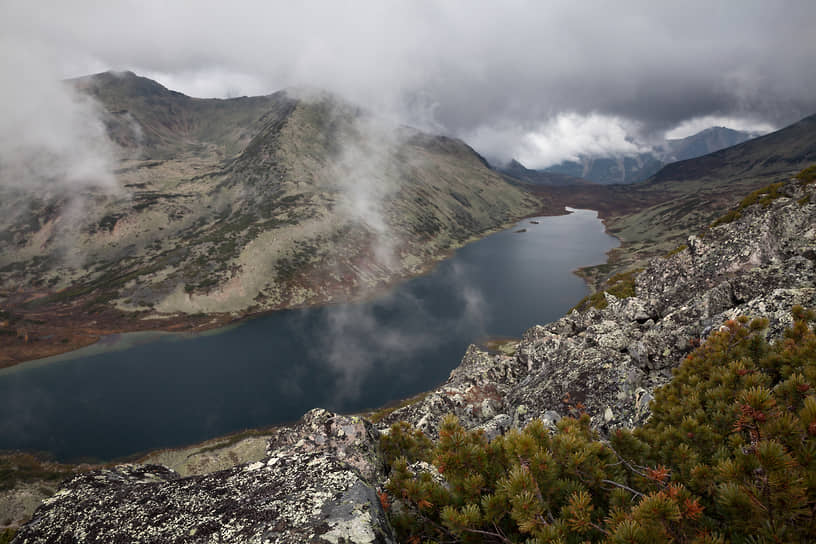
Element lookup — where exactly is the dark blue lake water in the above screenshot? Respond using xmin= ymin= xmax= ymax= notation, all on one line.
xmin=0 ymin=209 xmax=617 ymax=461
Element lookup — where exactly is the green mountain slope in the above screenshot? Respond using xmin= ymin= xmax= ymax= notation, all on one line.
xmin=0 ymin=72 xmax=544 ymax=365
xmin=650 ymin=114 xmax=816 ymax=184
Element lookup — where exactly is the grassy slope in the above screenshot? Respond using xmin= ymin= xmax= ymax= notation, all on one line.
xmin=0 ymin=73 xmax=544 ymax=364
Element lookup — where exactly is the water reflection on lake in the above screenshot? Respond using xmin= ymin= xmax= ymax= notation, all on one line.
xmin=0 ymin=209 xmax=617 ymax=461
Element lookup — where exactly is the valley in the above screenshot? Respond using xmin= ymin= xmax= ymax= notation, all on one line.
xmin=1 ymin=75 xmax=815 ymax=541
xmin=0 ymin=72 xmax=555 ymax=367
xmin=2 ymin=78 xmax=815 ymax=369
xmin=5 ymin=4 xmax=816 ymax=541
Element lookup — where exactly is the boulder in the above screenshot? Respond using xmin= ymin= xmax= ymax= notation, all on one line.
xmin=13 ymin=410 xmax=395 ymax=544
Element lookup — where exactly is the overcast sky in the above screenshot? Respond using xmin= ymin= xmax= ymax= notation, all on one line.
xmin=3 ymin=0 xmax=815 ymax=167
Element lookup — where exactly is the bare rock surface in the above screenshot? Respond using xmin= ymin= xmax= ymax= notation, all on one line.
xmin=381 ymin=178 xmax=816 ymax=435
xmin=13 ymin=410 xmax=395 ymax=544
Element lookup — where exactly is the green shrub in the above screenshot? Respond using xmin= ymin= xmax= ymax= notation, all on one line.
xmin=572 ymin=268 xmax=643 ymax=312
xmin=0 ymin=453 xmax=75 ymax=492
xmin=664 ymin=244 xmax=688 ymax=258
xmin=795 ymin=165 xmax=816 ymax=185
xmin=710 ymin=182 xmax=785 ymax=228
xmin=382 ymin=307 xmax=816 ymax=542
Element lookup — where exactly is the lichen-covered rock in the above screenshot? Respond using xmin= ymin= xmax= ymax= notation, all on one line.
xmin=13 ymin=410 xmax=395 ymax=544
xmin=377 ymin=344 xmax=526 ymax=437
xmin=380 ymin=178 xmax=816 ymax=435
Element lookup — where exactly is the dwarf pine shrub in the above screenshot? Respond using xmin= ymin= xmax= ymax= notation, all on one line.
xmin=710 ymin=182 xmax=786 ymax=228
xmin=382 ymin=307 xmax=816 ymax=542
xmin=572 ymin=268 xmax=643 ymax=313
xmin=795 ymin=165 xmax=816 ymax=185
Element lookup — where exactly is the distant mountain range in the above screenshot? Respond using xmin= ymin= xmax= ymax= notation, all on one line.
xmin=649 ymin=114 xmax=816 ymax=184
xmin=505 ymin=126 xmax=760 ymax=185
xmin=496 ymin=159 xmax=594 ymax=187
xmin=547 ymin=112 xmax=816 ymax=291
xmin=2 ymin=71 xmax=814 ymax=369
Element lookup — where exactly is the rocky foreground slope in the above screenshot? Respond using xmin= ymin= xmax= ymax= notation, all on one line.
xmin=11 ymin=176 xmax=816 ymax=542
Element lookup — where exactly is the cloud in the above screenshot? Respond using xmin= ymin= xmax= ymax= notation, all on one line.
xmin=314 ymin=262 xmax=487 ymax=404
xmin=467 ymin=113 xmax=650 ymax=168
xmin=330 ymin=115 xmax=401 ymax=269
xmin=0 ymin=40 xmax=118 ymax=195
xmin=140 ymin=69 xmax=269 ymax=99
xmin=2 ymin=0 xmax=814 ymax=167
xmin=0 ymin=33 xmax=125 ymax=271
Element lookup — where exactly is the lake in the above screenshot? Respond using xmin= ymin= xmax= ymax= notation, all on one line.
xmin=0 ymin=209 xmax=617 ymax=461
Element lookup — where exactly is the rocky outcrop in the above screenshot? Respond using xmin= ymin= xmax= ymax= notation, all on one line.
xmin=14 ymin=177 xmax=816 ymax=542
xmin=380 ymin=177 xmax=816 ymax=435
xmin=12 ymin=410 xmax=395 ymax=544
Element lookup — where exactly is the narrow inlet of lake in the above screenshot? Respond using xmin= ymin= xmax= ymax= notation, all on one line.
xmin=0 ymin=209 xmax=618 ymax=461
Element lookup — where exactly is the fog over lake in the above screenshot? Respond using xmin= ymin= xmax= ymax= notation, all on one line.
xmin=0 ymin=209 xmax=617 ymax=461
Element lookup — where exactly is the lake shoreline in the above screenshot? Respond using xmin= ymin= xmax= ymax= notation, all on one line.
xmin=1 ymin=205 xmax=575 ymax=370
xmin=1 ymin=205 xmax=619 ymax=463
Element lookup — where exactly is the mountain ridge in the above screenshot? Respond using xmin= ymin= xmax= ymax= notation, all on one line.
xmin=649 ymin=113 xmax=816 ymax=184
xmin=541 ymin=112 xmax=816 ymax=291
xmin=0 ymin=71 xmax=549 ymax=367
xmin=539 ymin=125 xmax=760 ymax=184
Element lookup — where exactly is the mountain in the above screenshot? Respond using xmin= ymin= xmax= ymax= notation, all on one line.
xmin=73 ymin=71 xmax=286 ymax=159
xmin=649 ymin=114 xmax=816 ymax=184
xmin=0 ymin=71 xmax=546 ymax=366
xmin=495 ymin=159 xmax=594 ymax=186
xmin=550 ymin=113 xmax=816 ymax=291
xmin=543 ymin=152 xmax=664 ymax=184
xmin=664 ymin=126 xmax=758 ymax=162
xmin=541 ymin=126 xmax=758 ymax=184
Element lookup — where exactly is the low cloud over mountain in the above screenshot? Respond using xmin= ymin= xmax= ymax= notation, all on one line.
xmin=2 ymin=1 xmax=814 ymax=167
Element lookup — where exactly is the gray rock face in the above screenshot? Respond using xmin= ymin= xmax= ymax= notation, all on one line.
xmin=381 ymin=178 xmax=816 ymax=434
xmin=13 ymin=410 xmax=395 ymax=544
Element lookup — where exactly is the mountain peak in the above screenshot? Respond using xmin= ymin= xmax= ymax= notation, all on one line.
xmin=70 ymin=70 xmax=184 ymax=100
xmin=504 ymin=158 xmax=527 ymax=170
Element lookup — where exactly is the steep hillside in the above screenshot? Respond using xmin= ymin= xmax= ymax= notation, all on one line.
xmin=650 ymin=113 xmax=816 ymax=184
xmin=0 ymin=72 xmax=544 ymax=366
xmin=73 ymin=71 xmax=289 ymax=159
